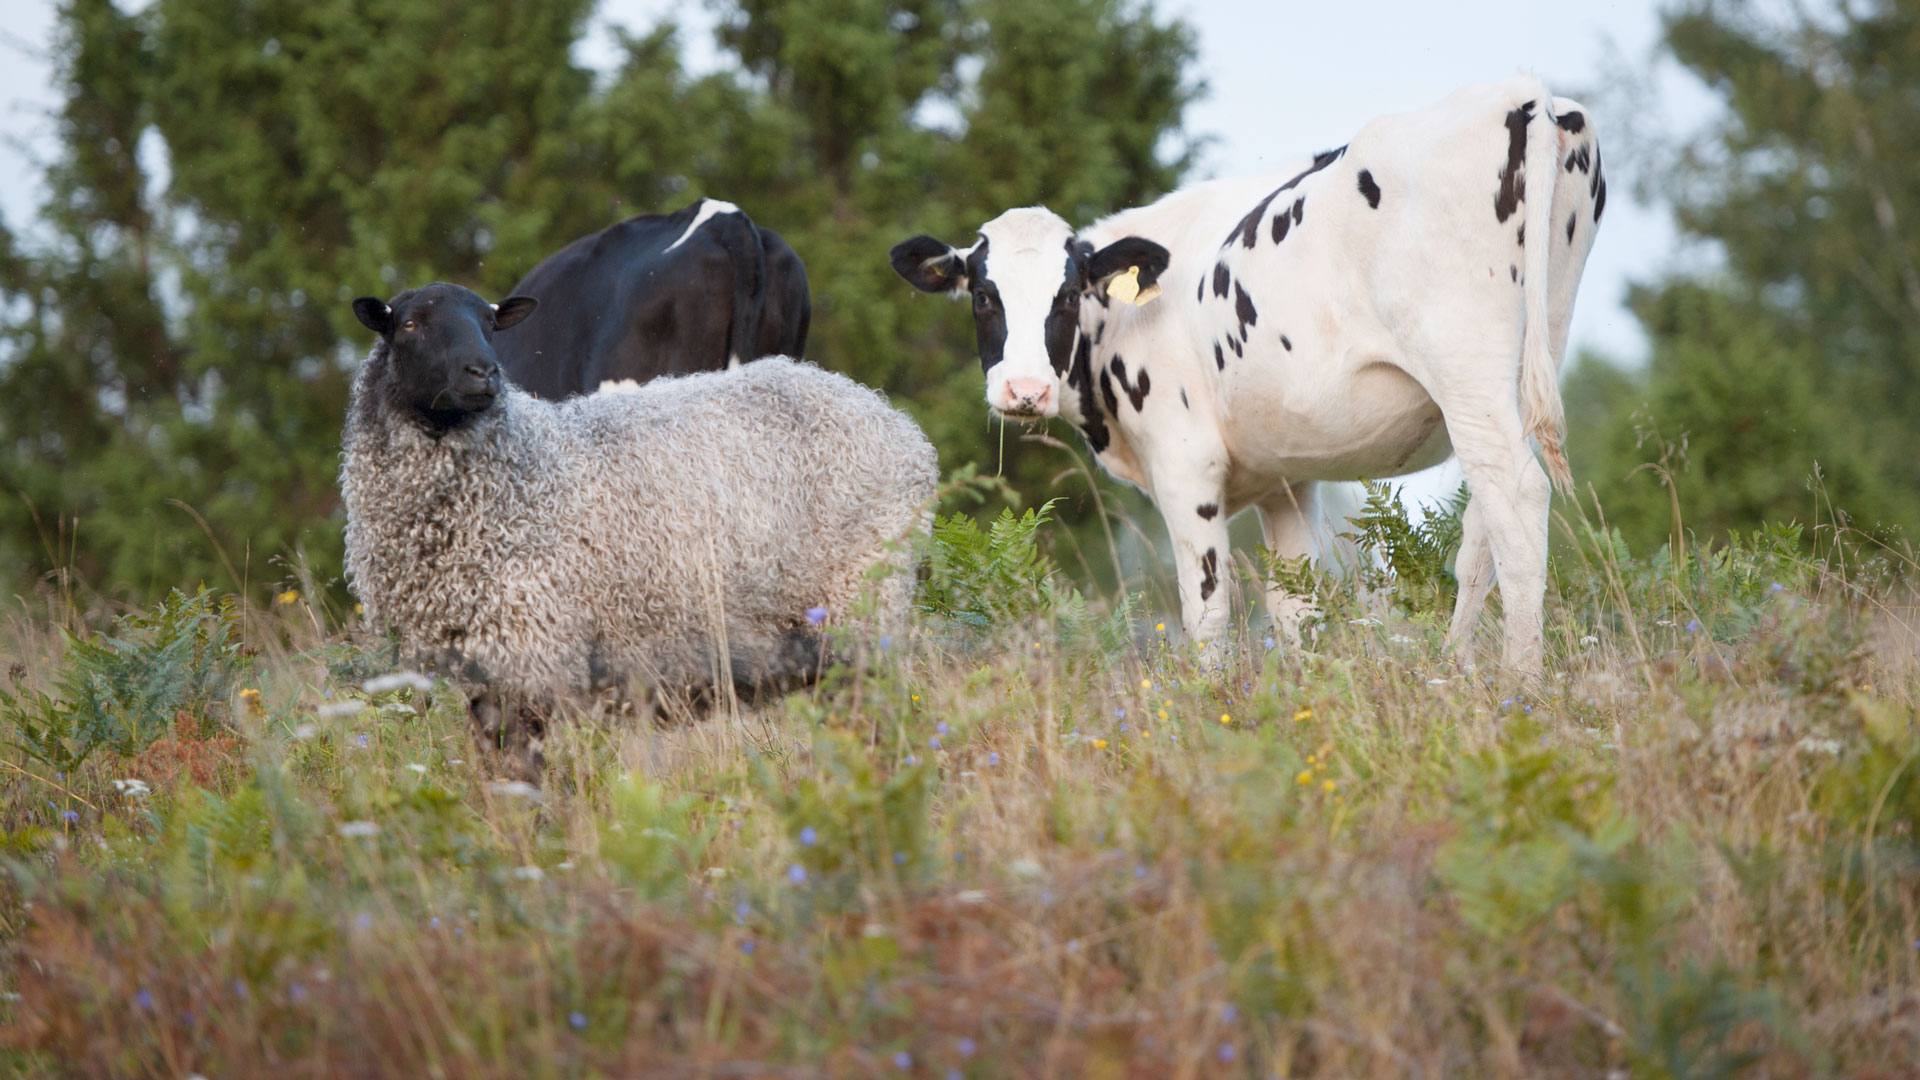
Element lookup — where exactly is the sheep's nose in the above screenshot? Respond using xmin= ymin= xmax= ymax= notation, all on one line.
xmin=464 ymin=361 xmax=497 ymax=379
xmin=998 ymin=378 xmax=1054 ymax=416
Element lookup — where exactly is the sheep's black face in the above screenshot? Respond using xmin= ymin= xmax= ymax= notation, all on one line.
xmin=352 ymin=283 xmax=537 ymax=433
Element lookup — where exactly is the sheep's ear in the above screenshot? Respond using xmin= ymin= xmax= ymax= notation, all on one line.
xmin=889 ymin=235 xmax=967 ymax=294
xmin=352 ymin=296 xmax=392 ymax=335
xmin=492 ymin=296 xmax=538 ymax=331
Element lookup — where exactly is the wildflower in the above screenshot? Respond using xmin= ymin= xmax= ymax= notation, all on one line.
xmin=734 ymin=901 xmax=751 ymax=923
xmin=316 ymin=701 xmax=363 ymax=720
xmin=353 ymin=602 xmax=364 ymax=615
xmin=893 ymin=852 xmax=907 ymax=865
xmin=806 ymin=605 xmax=828 ymax=627
xmin=1685 ymin=618 xmax=1700 ymax=632
xmin=1264 ymin=636 xmax=1276 ymax=649
xmin=362 ymin=672 xmax=433 ymax=695
xmin=1119 ymin=722 xmax=1129 ymax=732
xmin=787 ymin=863 xmax=808 ymax=886
xmin=1295 ymin=770 xmax=1312 ymax=785
xmin=1293 ymin=708 xmax=1311 ymax=722
xmin=512 ymin=865 xmax=544 ymax=881
xmin=569 ymin=1011 xmax=587 ymax=1032
xmin=405 ymin=763 xmax=428 ymax=774
xmin=240 ymin=687 xmax=263 ymax=713
xmin=930 ymin=735 xmax=942 ymax=749
xmin=1218 ymin=713 xmax=1231 ymax=726
xmin=1113 ymin=706 xmax=1126 ymax=719
xmin=135 ymin=988 xmax=154 ymax=1011
xmin=60 ymin=809 xmax=78 ymax=824
xmin=893 ymin=1051 xmax=913 ymax=1069
xmin=741 ymin=938 xmax=756 ymax=955
xmin=112 ymin=778 xmax=150 ymax=798
xmin=936 ymin=721 xmax=949 ymax=735
xmin=798 ymin=826 xmax=819 ymax=846
xmin=905 ymin=754 xmax=919 ymax=765
xmin=1040 ymin=889 xmax=1054 ymax=905
xmin=987 ymin=752 xmax=1000 ymax=766
xmin=1307 ymin=755 xmax=1316 ymax=764
xmin=1579 ymin=634 xmax=1599 ymax=647
xmin=1321 ymin=779 xmax=1336 ymax=793
xmin=1093 ymin=738 xmax=1108 ymax=749
xmin=355 ymin=733 xmax=369 ymax=749
xmin=355 ymin=912 xmax=372 ymax=931
xmin=1221 ymin=1002 xmax=1238 ymax=1022
xmin=429 ymin=917 xmax=441 ymax=930
xmin=1066 ymin=939 xmax=1081 ymax=954
xmin=338 ymin=820 xmax=379 ymax=839
xmin=879 ymin=635 xmax=892 ymax=649
xmin=289 ymin=982 xmax=308 ymax=1003
xmin=1218 ymin=1042 xmax=1237 ymax=1063
xmin=1155 ymin=622 xmax=1165 ymax=633
xmin=1133 ymin=865 xmax=1147 ymax=879
xmin=1140 ymin=678 xmax=1151 ymax=689
xmin=487 ymin=780 xmax=540 ymax=800
xmin=911 ymin=694 xmax=919 ymax=703
xmin=276 ymin=589 xmax=300 ymax=605
xmin=1770 ymin=582 xmax=1785 ymax=593
xmin=957 ymin=1036 xmax=978 ymax=1057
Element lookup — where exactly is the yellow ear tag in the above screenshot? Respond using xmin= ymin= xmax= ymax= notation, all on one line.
xmin=1133 ymin=280 xmax=1162 ymax=305
xmin=1107 ymin=265 xmax=1141 ymax=305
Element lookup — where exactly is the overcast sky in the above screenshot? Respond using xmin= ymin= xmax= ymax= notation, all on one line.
xmin=0 ymin=0 xmax=1719 ymax=501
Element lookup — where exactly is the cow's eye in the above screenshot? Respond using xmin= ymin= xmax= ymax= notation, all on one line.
xmin=972 ymin=290 xmax=992 ymax=312
xmin=1054 ymin=291 xmax=1079 ymax=312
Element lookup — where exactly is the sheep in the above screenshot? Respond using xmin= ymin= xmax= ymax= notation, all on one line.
xmin=339 ymin=283 xmax=937 ymax=757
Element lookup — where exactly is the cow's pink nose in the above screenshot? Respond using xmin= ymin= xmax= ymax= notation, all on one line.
xmin=999 ymin=378 xmax=1054 ymax=415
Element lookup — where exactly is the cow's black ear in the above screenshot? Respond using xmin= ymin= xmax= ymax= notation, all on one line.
xmin=889 ymin=235 xmax=967 ymax=294
xmin=492 ymin=296 xmax=538 ymax=331
xmin=352 ymin=296 xmax=393 ymax=335
xmin=1087 ymin=237 xmax=1172 ymax=300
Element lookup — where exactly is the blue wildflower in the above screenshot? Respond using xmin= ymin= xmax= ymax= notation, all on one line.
xmin=1686 ymin=618 xmax=1701 ymax=632
xmin=135 ymin=988 xmax=154 ymax=1011
xmin=929 ymin=736 xmax=942 ymax=749
xmin=569 ymin=1011 xmax=587 ymax=1032
xmin=905 ymin=754 xmax=919 ymax=765
xmin=1264 ymin=636 xmax=1276 ymax=649
xmin=290 ymin=982 xmax=308 ymax=1003
xmin=987 ymin=752 xmax=1000 ymax=765
xmin=893 ymin=1051 xmax=912 ymax=1069
xmin=1221 ymin=1002 xmax=1238 ymax=1022
xmin=1133 ymin=865 xmax=1146 ymax=879
xmin=231 ymin=980 xmax=248 ymax=999
xmin=60 ymin=809 xmax=78 ymax=824
xmin=1218 ymin=1042 xmax=1236 ymax=1063
xmin=1040 ymin=890 xmax=1054 ymax=905
xmin=1119 ymin=722 xmax=1128 ymax=732
xmin=428 ymin=916 xmax=441 ymax=930
xmin=957 ymin=1036 xmax=977 ymax=1057
xmin=787 ymin=863 xmax=808 ymax=885
xmin=741 ymin=938 xmax=756 ymax=955
xmin=893 ymin=852 xmax=907 ymax=865
xmin=936 ymin=721 xmax=949 ymax=735
xmin=355 ymin=912 xmax=372 ymax=931
xmin=879 ymin=634 xmax=892 ymax=649
xmin=356 ymin=733 xmax=369 ymax=749
xmin=1066 ymin=939 xmax=1081 ymax=954
xmin=799 ymin=825 xmax=818 ymax=846
xmin=1770 ymin=582 xmax=1785 ymax=593
xmin=1113 ymin=707 xmax=1126 ymax=719
xmin=806 ymin=605 xmax=828 ymax=626
xmin=734 ymin=900 xmax=751 ymax=923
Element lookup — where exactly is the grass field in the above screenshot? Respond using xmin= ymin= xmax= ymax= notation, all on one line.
xmin=0 ymin=494 xmax=1914 ymax=1078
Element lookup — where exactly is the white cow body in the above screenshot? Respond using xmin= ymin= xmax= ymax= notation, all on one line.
xmin=892 ymin=77 xmax=1604 ymax=673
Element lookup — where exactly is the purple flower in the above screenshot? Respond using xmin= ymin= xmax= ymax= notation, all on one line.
xmin=1217 ymin=1042 xmax=1236 ymax=1063
xmin=929 ymin=736 xmax=942 ymax=749
xmin=356 ymin=733 xmax=369 ymax=749
xmin=805 ymin=605 xmax=828 ymax=627
xmin=936 ymin=721 xmax=949 ymax=735
xmin=787 ymin=863 xmax=808 ymax=885
xmin=289 ymin=982 xmax=308 ymax=1003
xmin=893 ymin=852 xmax=907 ymax=865
xmin=569 ymin=1011 xmax=587 ymax=1031
xmin=734 ymin=900 xmax=751 ymax=923
xmin=355 ymin=912 xmax=372 ymax=931
xmin=741 ymin=938 xmax=756 ymax=954
xmin=957 ymin=1036 xmax=977 ymax=1057
xmin=60 ymin=809 xmax=78 ymax=824
xmin=1264 ymin=636 xmax=1276 ymax=649
xmin=1686 ymin=618 xmax=1701 ymax=632
xmin=905 ymin=754 xmax=919 ymax=765
xmin=1133 ymin=865 xmax=1146 ymax=879
xmin=1221 ymin=1002 xmax=1238 ymax=1022
xmin=428 ymin=916 xmax=441 ymax=930
xmin=1066 ymin=939 xmax=1081 ymax=954
xmin=987 ymin=752 xmax=1000 ymax=766
xmin=893 ymin=1051 xmax=913 ymax=1069
xmin=879 ymin=634 xmax=892 ymax=649
xmin=1113 ymin=707 xmax=1126 ymax=719
xmin=798 ymin=826 xmax=818 ymax=846
xmin=1119 ymin=723 xmax=1129 ymax=732
xmin=1770 ymin=582 xmax=1785 ymax=593
xmin=135 ymin=988 xmax=154 ymax=1011
xmin=231 ymin=980 xmax=249 ymax=999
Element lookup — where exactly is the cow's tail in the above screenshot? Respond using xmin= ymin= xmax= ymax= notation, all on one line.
xmin=711 ymin=205 xmax=769 ymax=367
xmin=1520 ymin=89 xmax=1573 ymax=495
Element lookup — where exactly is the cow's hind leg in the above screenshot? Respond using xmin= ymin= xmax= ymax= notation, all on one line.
xmin=1257 ymin=482 xmax=1323 ymax=646
xmin=1446 ymin=496 xmax=1495 ymax=667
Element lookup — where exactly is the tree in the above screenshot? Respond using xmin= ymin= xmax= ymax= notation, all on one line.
xmin=1571 ymin=0 xmax=1920 ymax=552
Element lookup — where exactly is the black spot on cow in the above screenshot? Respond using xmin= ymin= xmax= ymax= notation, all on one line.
xmin=1067 ymin=334 xmax=1110 ymax=455
xmin=1510 ymin=264 xmax=1518 ymax=283
xmin=1271 ymin=209 xmax=1293 ymax=245
xmin=1280 ymin=334 xmax=1291 ymax=351
xmin=1357 ymin=169 xmax=1381 ymax=209
xmin=1493 ymin=100 xmax=1535 ymax=224
xmin=1110 ymin=355 xmax=1151 ymax=411
xmin=1566 ymin=212 xmax=1578 ymax=243
xmin=1555 ymin=110 xmax=1586 ymax=134
xmin=1228 ymin=334 xmax=1243 ymax=358
xmin=1223 ymin=189 xmax=1281 ymax=251
xmin=1233 ymin=282 xmax=1258 ymax=340
xmin=1212 ymin=261 xmax=1231 ymax=299
xmin=1592 ymin=145 xmax=1608 ymax=223
xmin=1180 ymin=387 xmax=1189 ymax=408
xmin=1093 ymin=319 xmax=1106 ymax=346
xmin=1564 ymin=145 xmax=1590 ymax=174
xmin=1213 ymin=342 xmax=1225 ymax=370
xmin=1292 ymin=198 xmax=1305 ymax=225
xmin=1196 ymin=503 xmax=1219 ymax=521
xmin=1197 ymin=276 xmax=1207 ymax=303
xmin=1099 ymin=368 xmax=1120 ymax=418
xmin=1199 ymin=547 xmax=1220 ymax=602
xmin=1516 ymin=223 xmax=1525 ymax=247
xmin=1254 ymin=144 xmax=1348 ymax=248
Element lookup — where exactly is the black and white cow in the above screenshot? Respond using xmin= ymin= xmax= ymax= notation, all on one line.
xmin=891 ymin=78 xmax=1603 ymax=674
xmin=496 ymin=199 xmax=811 ymax=399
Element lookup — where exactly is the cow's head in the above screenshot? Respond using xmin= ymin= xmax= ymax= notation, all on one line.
xmin=890 ymin=207 xmax=1169 ymax=419
xmin=352 ymin=283 xmax=537 ymax=430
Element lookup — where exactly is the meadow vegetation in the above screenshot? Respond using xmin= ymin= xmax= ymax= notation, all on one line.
xmin=0 ymin=490 xmax=1912 ymax=1078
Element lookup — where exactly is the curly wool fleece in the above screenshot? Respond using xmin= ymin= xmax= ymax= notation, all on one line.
xmin=341 ymin=351 xmax=937 ymax=697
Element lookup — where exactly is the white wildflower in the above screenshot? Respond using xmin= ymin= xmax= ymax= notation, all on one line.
xmin=487 ymin=780 xmax=540 ymax=800
xmin=1388 ymin=634 xmax=1415 ymax=645
xmin=111 ymin=778 xmax=150 ymax=798
xmin=1795 ymin=737 xmax=1843 ymax=757
xmin=1426 ymin=678 xmax=1449 ymax=686
xmin=377 ymin=702 xmax=418 ymax=716
xmin=1580 ymin=635 xmax=1600 ymax=647
xmin=1009 ymin=857 xmax=1044 ymax=880
xmin=404 ymin=763 xmax=428 ymax=774
xmin=956 ymin=889 xmax=988 ymax=905
xmin=512 ymin=865 xmax=545 ymax=881
xmin=362 ymin=672 xmax=434 ymax=695
xmin=290 ymin=723 xmax=320 ymax=740
xmin=338 ymin=820 xmax=380 ymax=838
xmin=316 ymin=701 xmax=365 ymax=720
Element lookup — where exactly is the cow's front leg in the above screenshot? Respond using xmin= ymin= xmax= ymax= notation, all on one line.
xmin=1151 ymin=459 xmax=1233 ymax=648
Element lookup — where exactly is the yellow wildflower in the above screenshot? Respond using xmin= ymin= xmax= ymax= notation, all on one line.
xmin=1218 ymin=713 xmax=1231 ymax=726
xmin=1093 ymin=738 xmax=1109 ymax=750
xmin=1140 ymin=678 xmax=1152 ymax=689
xmin=1292 ymin=707 xmax=1312 ymax=722
xmin=1157 ymin=709 xmax=1168 ymax=721
xmin=1155 ymin=622 xmax=1166 ymax=633
xmin=276 ymin=589 xmax=299 ymax=605
xmin=1306 ymin=754 xmax=1316 ymax=764
xmin=1321 ymin=779 xmax=1336 ymax=793
xmin=1295 ymin=770 xmax=1312 ymax=785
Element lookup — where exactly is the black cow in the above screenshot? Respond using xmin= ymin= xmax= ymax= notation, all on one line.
xmin=494 ymin=199 xmax=810 ymax=399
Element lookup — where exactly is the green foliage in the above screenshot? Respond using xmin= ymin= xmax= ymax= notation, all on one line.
xmin=756 ymin=727 xmax=935 ymax=903
xmin=2 ymin=587 xmax=248 ymax=772
xmin=1346 ymin=479 xmax=1468 ymax=621
xmin=917 ymin=501 xmax=1087 ymax=630
xmin=0 ymin=0 xmax=1202 ymax=603
xmin=601 ymin=774 xmax=711 ymax=900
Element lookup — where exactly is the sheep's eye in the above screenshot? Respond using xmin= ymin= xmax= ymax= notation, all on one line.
xmin=401 ymin=320 xmax=417 ymax=332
